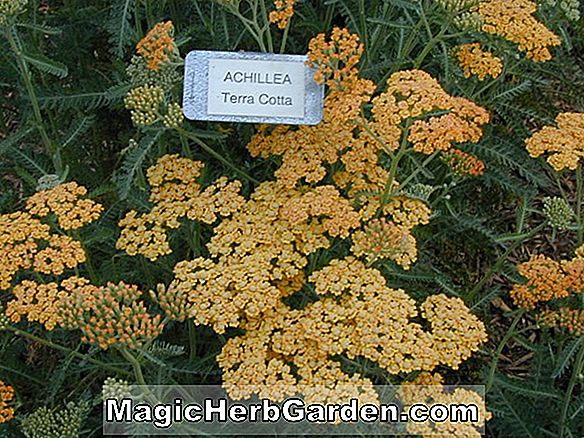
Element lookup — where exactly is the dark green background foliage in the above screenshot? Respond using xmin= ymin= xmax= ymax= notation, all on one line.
xmin=1 ymin=0 xmax=583 ymax=436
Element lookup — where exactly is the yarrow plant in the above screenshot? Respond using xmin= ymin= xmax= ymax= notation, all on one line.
xmin=1 ymin=0 xmax=583 ymax=435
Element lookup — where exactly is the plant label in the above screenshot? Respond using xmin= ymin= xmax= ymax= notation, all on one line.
xmin=183 ymin=50 xmax=324 ymax=125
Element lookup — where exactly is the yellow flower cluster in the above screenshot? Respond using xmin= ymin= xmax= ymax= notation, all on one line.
xmin=7 ymin=281 xmax=65 ymax=330
xmin=269 ymin=0 xmax=295 ymax=29
xmin=351 ymin=218 xmax=418 ymax=268
xmin=171 ymin=182 xmax=360 ymax=333
xmin=539 ymin=307 xmax=584 ymax=335
xmin=136 ymin=21 xmax=176 ymax=71
xmin=511 ymin=249 xmax=584 ymax=309
xmin=5 ymin=277 xmax=96 ymax=331
xmin=384 ymin=196 xmax=432 ymax=229
xmin=400 ymin=372 xmax=492 ymax=437
xmin=1 ymin=183 xmax=99 ymax=290
xmin=456 ymin=42 xmax=503 ymax=80
xmin=478 ymin=0 xmax=561 ymax=62
xmin=0 ymin=380 xmax=14 ymax=424
xmin=525 ymin=112 xmax=584 ymax=171
xmin=116 ymin=154 xmax=245 ymax=260
xmin=442 ymin=148 xmax=486 ymax=176
xmin=62 ymin=282 xmax=164 ymax=350
xmin=26 ymin=182 xmax=103 ymax=230
xmin=1 ymin=212 xmax=49 ymax=289
xmin=217 ymin=257 xmax=487 ymax=402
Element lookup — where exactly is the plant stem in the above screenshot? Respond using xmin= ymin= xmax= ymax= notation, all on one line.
xmin=381 ymin=120 xmax=412 ymax=207
xmin=118 ymin=347 xmax=146 ymax=385
xmin=558 ymin=342 xmax=584 ymax=438
xmin=4 ymin=25 xmax=61 ymax=173
xmin=467 ymin=222 xmax=546 ymax=301
xmin=486 ymin=309 xmax=525 ymax=392
xmin=188 ymin=320 xmax=198 ymax=362
xmin=177 ymin=127 xmax=260 ymax=184
xmin=7 ymin=327 xmax=131 ymax=376
xmin=279 ymin=20 xmax=291 ymax=54
xmin=399 ymin=151 xmax=439 ymax=188
xmin=258 ymin=0 xmax=274 ymax=52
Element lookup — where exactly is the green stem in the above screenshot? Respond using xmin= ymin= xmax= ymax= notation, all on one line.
xmin=559 ymin=342 xmax=584 ymax=438
xmin=8 ymin=327 xmax=131 ymax=376
xmin=399 ymin=151 xmax=439 ymax=188
xmin=467 ymin=222 xmax=547 ymax=301
xmin=236 ymin=13 xmax=266 ymax=51
xmin=413 ymin=19 xmax=450 ymax=69
xmin=177 ymin=127 xmax=260 ymax=184
xmin=279 ymin=19 xmax=291 ymax=54
xmin=486 ymin=309 xmax=525 ymax=392
xmin=4 ymin=25 xmax=61 ymax=173
xmin=259 ymin=0 xmax=274 ymax=52
xmin=381 ymin=120 xmax=412 ymax=207
xmin=188 ymin=320 xmax=198 ymax=362
xmin=118 ymin=347 xmax=146 ymax=385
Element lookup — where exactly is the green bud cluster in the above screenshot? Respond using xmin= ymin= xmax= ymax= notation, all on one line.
xmin=436 ymin=0 xmax=479 ymax=14
xmin=0 ymin=304 xmax=10 ymax=330
xmin=454 ymin=11 xmax=484 ymax=31
xmin=404 ymin=183 xmax=435 ymax=202
xmin=543 ymin=196 xmax=574 ymax=230
xmin=102 ymin=377 xmax=131 ymax=401
xmin=36 ymin=174 xmax=62 ymax=192
xmin=20 ymin=402 xmax=88 ymax=438
xmin=0 ymin=0 xmax=28 ymax=25
xmin=124 ymin=85 xmax=164 ymax=126
xmin=543 ymin=0 xmax=580 ymax=21
xmin=162 ymin=102 xmax=184 ymax=128
xmin=126 ymin=55 xmax=181 ymax=91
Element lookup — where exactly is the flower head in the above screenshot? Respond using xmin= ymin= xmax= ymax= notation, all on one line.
xmin=478 ymin=0 xmax=561 ymax=61
xmin=269 ymin=0 xmax=295 ymax=29
xmin=525 ymin=112 xmax=584 ymax=171
xmin=456 ymin=42 xmax=503 ymax=80
xmin=136 ymin=21 xmax=176 ymax=71
xmin=0 ymin=380 xmax=14 ymax=423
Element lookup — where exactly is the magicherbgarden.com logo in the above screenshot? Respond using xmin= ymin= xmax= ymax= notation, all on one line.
xmin=102 ymin=385 xmax=488 ymax=436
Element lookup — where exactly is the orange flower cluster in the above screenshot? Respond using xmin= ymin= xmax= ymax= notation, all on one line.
xmin=217 ymin=257 xmax=487 ymax=402
xmin=384 ymin=72 xmax=490 ymax=154
xmin=307 ymin=27 xmax=364 ymax=88
xmin=478 ymin=0 xmax=561 ymax=61
xmin=511 ymin=250 xmax=584 ymax=309
xmin=351 ymin=218 xmax=418 ymax=268
xmin=61 ymin=282 xmax=164 ymax=350
xmin=400 ymin=372 xmax=492 ymax=437
xmin=525 ymin=112 xmax=584 ymax=171
xmin=171 ymin=182 xmax=361 ymax=333
xmin=1 ymin=212 xmax=50 ymax=289
xmin=269 ymin=0 xmax=295 ymax=29
xmin=0 ymin=380 xmax=14 ymax=423
xmin=6 ymin=277 xmax=97 ymax=331
xmin=456 ymin=42 xmax=503 ymax=80
xmin=7 ymin=280 xmax=66 ymax=330
xmin=539 ymin=307 xmax=584 ymax=336
xmin=251 ymin=29 xmax=488 ymax=230
xmin=136 ymin=21 xmax=176 ymax=70
xmin=116 ymin=154 xmax=245 ymax=260
xmin=442 ymin=149 xmax=486 ymax=176
xmin=1 ymin=183 xmax=100 ymax=290
xmin=26 ymin=182 xmax=103 ymax=230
